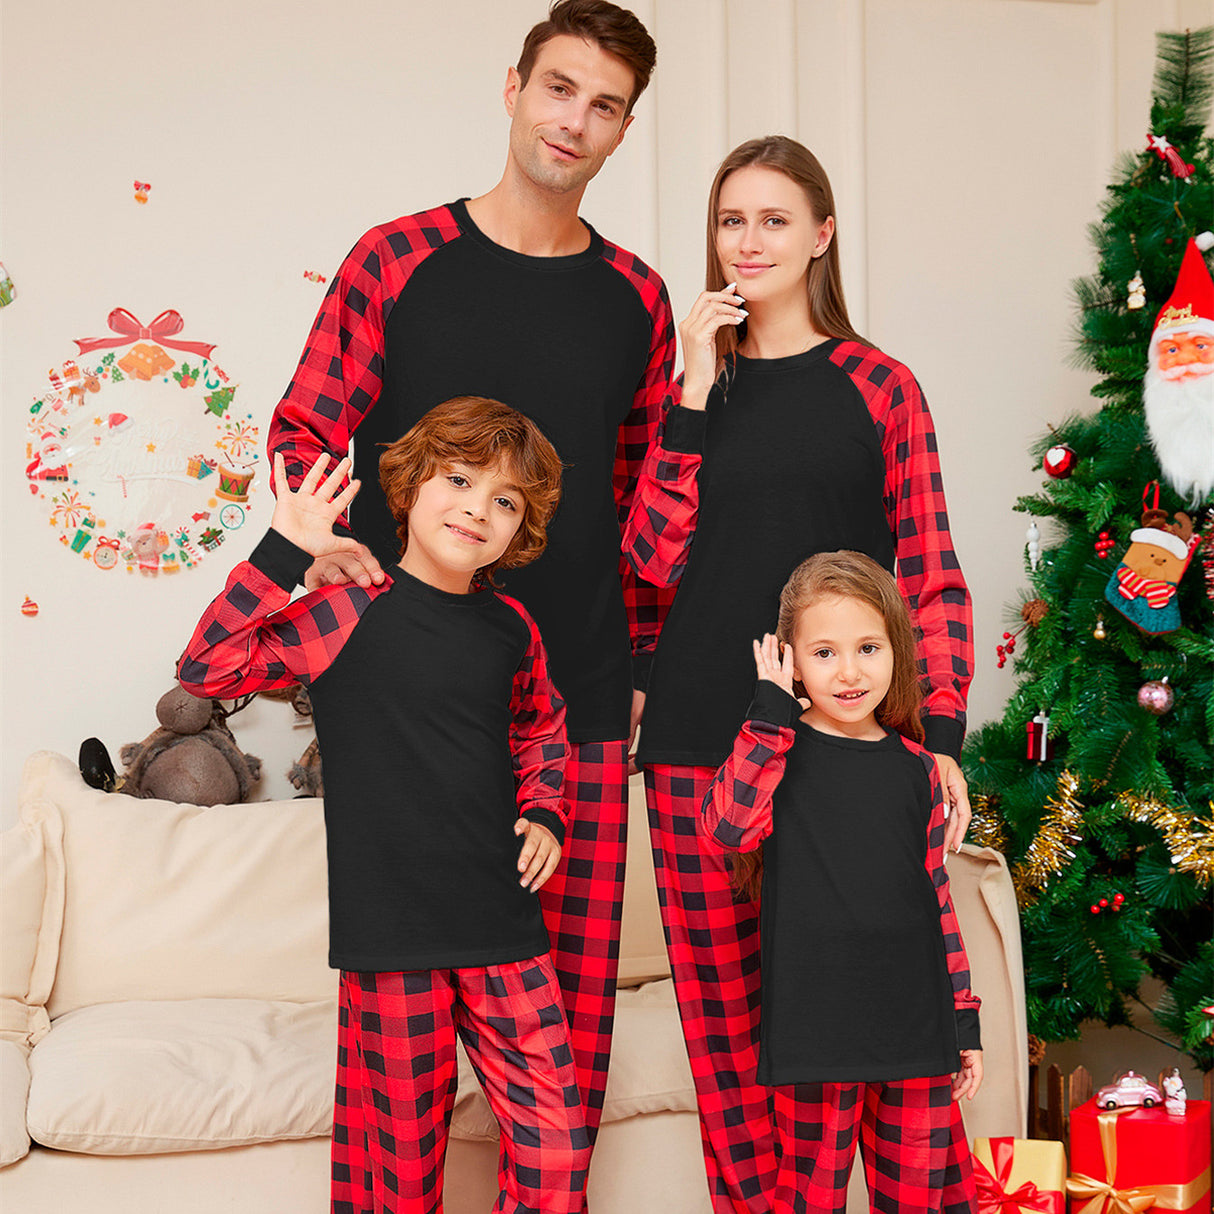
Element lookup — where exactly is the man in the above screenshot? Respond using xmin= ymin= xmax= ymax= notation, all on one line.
xmin=267 ymin=0 xmax=674 ymax=1198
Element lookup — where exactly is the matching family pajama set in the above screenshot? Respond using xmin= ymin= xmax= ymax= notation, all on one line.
xmin=267 ymin=200 xmax=676 ymax=1164
xmin=178 ymin=530 xmax=589 ymax=1213
xmin=703 ymin=680 xmax=982 ymax=1213
xmin=623 ymin=339 xmax=978 ymax=1213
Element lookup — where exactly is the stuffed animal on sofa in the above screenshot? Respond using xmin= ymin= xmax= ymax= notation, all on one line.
xmin=118 ymin=686 xmax=262 ymax=805
xmin=257 ymin=683 xmax=324 ymax=797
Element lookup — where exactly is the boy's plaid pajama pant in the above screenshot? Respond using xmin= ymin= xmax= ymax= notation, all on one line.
xmin=644 ymin=764 xmax=976 ymax=1214
xmin=331 ymin=958 xmax=590 ymax=1214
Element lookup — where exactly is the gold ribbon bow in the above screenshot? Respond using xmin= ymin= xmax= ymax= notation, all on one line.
xmin=1066 ymin=1108 xmax=1211 ymax=1214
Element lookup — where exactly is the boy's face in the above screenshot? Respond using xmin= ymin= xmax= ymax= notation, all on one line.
xmin=503 ymin=34 xmax=635 ymax=198
xmin=400 ymin=459 xmax=525 ymax=592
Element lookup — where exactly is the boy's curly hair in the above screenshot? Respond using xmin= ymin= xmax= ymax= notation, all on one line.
xmin=378 ymin=397 xmax=563 ymax=585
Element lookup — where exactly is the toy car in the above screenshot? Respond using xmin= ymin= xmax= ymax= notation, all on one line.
xmin=1095 ymin=1071 xmax=1164 ymax=1109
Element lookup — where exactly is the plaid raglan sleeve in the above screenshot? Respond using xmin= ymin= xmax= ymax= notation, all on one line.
xmin=701 ymin=680 xmax=799 ymax=852
xmin=606 ymin=247 xmax=679 ymax=691
xmin=266 ymin=213 xmax=457 ymax=530
xmin=622 ymin=377 xmax=708 ymax=589
xmin=918 ymin=748 xmax=982 ymax=1049
xmin=503 ymin=596 xmax=571 ymax=846
xmin=177 ymin=529 xmax=377 ymax=696
xmin=836 ymin=345 xmax=973 ymax=759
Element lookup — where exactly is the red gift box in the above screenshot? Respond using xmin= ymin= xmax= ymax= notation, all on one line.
xmin=1068 ymin=1098 xmax=1211 ymax=1214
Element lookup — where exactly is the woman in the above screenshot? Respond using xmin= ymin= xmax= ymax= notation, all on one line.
xmin=625 ymin=136 xmax=976 ymax=1214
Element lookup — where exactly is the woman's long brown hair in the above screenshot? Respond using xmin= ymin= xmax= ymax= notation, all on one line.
xmin=706 ymin=135 xmax=868 ymax=372
xmin=729 ymin=551 xmax=922 ymax=902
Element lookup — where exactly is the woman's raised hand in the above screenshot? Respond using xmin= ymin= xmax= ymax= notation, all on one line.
xmin=678 ymin=285 xmax=747 ymax=410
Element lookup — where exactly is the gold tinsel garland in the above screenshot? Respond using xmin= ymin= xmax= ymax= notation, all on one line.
xmin=1011 ymin=770 xmax=1084 ymax=905
xmin=1118 ymin=794 xmax=1214 ymax=886
xmin=967 ymin=792 xmax=1009 ymax=853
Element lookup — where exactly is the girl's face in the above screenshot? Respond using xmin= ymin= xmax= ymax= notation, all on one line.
xmin=714 ymin=165 xmax=834 ymax=309
xmin=399 ymin=459 xmax=525 ymax=593
xmin=789 ymin=594 xmax=894 ymax=740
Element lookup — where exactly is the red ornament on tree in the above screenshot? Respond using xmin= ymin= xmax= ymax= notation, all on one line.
xmin=1095 ymin=530 xmax=1116 ymax=559
xmin=1137 ymin=677 xmax=1174 ymax=714
xmin=1043 ymin=444 xmax=1078 ymax=478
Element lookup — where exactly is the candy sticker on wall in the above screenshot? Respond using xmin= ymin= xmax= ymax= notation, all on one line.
xmin=25 ymin=307 xmax=259 ymax=576
xmin=133 ymin=180 xmax=151 ymax=204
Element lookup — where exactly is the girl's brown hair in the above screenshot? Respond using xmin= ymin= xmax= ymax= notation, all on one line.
xmin=378 ymin=396 xmax=563 ymax=586
xmin=516 ymin=0 xmax=657 ymax=115
xmin=729 ymin=550 xmax=922 ymax=902
xmin=706 ymin=135 xmax=868 ymax=370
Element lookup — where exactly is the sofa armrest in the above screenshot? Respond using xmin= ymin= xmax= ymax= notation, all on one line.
xmin=0 ymin=1041 xmax=31 ymax=1167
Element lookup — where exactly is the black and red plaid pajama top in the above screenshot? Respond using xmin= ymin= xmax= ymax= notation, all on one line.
xmin=178 ymin=529 xmax=570 ymax=973
xmin=703 ymin=681 xmax=982 ymax=1086
xmin=626 ymin=340 xmax=973 ymax=766
xmin=268 ymin=200 xmax=676 ymax=744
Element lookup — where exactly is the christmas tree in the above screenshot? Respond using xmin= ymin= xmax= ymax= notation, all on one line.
xmin=962 ymin=28 xmax=1214 ymax=1073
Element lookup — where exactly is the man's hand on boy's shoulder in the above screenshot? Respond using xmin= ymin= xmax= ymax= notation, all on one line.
xmin=304 ymin=543 xmax=386 ymax=590
xmin=514 ymin=819 xmax=561 ymax=893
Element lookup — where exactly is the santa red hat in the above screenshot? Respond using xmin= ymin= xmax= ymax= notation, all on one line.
xmin=1151 ymin=237 xmax=1214 ymax=348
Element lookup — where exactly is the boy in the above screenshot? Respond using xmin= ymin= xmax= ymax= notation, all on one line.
xmin=179 ymin=396 xmax=589 ymax=1214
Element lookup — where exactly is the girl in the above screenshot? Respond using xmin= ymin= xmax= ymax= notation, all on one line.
xmin=179 ymin=397 xmax=591 ymax=1214
xmin=702 ymin=551 xmax=982 ymax=1213
xmin=624 ymin=135 xmax=975 ymax=1213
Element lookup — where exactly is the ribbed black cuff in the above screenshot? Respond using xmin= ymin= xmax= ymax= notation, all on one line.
xmin=661 ymin=405 xmax=708 ymax=454
xmin=955 ymin=1007 xmax=982 ymax=1052
xmin=250 ymin=529 xmax=313 ymax=592
xmin=521 ymin=807 xmax=566 ymax=847
xmin=923 ymin=714 xmax=965 ymax=762
xmin=747 ymin=681 xmax=801 ymax=730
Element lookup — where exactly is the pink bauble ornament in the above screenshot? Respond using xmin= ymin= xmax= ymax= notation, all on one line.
xmin=1044 ymin=444 xmax=1078 ymax=478
xmin=1137 ymin=677 xmax=1174 ymax=714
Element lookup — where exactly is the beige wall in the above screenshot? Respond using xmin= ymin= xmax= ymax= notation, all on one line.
xmin=2 ymin=0 xmax=1212 ymax=818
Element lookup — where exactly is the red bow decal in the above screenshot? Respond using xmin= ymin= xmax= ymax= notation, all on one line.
xmin=74 ymin=308 xmax=216 ymax=360
xmin=975 ymin=1139 xmax=1063 ymax=1214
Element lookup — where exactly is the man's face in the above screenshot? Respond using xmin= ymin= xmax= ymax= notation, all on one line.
xmin=504 ymin=34 xmax=635 ymax=197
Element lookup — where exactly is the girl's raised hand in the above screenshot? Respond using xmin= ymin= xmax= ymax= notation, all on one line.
xmin=678 ymin=285 xmax=747 ymax=410
xmin=753 ymin=633 xmax=799 ymax=700
xmin=270 ymin=453 xmax=361 ymax=559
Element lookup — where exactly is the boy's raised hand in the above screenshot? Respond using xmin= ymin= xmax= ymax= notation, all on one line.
xmin=753 ymin=633 xmax=808 ymax=708
xmin=514 ymin=819 xmax=561 ymax=893
xmin=270 ymin=453 xmax=362 ymax=560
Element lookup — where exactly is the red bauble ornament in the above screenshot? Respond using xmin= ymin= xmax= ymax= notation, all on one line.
xmin=1043 ymin=444 xmax=1078 ymax=478
xmin=1137 ymin=678 xmax=1174 ymax=715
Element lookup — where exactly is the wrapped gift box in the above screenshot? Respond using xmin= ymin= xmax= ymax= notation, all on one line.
xmin=974 ymin=1137 xmax=1066 ymax=1213
xmin=1069 ymin=1097 xmax=1210 ymax=1214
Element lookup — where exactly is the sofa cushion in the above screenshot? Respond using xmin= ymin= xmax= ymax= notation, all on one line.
xmin=19 ymin=752 xmax=333 ymax=1017
xmin=0 ymin=801 xmax=64 ymax=1047
xmin=448 ymin=978 xmax=696 ymax=1141
xmin=27 ymin=998 xmax=336 ymax=1154
xmin=0 ymin=1040 xmax=32 ymax=1166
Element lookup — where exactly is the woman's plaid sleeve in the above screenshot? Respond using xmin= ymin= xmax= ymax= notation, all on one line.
xmin=503 ymin=596 xmax=571 ymax=844
xmin=830 ymin=344 xmax=973 ymax=758
xmin=918 ymin=750 xmax=981 ymax=1032
xmin=605 ymin=250 xmax=679 ymax=688
xmin=701 ymin=684 xmax=798 ymax=852
xmin=177 ymin=549 xmax=377 ymax=697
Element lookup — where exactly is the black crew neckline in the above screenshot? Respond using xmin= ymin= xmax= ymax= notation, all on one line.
xmin=795 ymin=718 xmax=901 ymax=751
xmin=733 ymin=338 xmax=841 ymax=374
xmin=391 ymin=563 xmax=495 ymax=607
xmin=450 ymin=198 xmax=604 ymax=271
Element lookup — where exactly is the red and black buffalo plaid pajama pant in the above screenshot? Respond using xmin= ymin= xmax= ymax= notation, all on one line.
xmin=645 ymin=765 xmax=976 ymax=1214
xmin=332 ymin=957 xmax=591 ymax=1214
xmin=537 ymin=739 xmax=629 ymax=1148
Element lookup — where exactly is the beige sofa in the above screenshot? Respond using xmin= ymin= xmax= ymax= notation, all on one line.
xmin=2 ymin=751 xmax=1027 ymax=1213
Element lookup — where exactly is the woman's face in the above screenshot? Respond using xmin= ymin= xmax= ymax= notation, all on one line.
xmin=714 ymin=165 xmax=833 ymax=309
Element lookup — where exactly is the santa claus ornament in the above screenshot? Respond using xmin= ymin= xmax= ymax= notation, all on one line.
xmin=1104 ymin=486 xmax=1199 ymax=634
xmin=1142 ymin=234 xmax=1214 ymax=505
